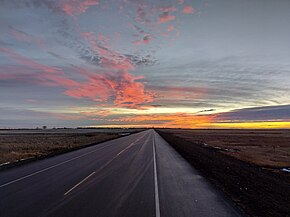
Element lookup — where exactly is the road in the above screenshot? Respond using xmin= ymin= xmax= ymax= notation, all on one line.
xmin=0 ymin=129 xmax=243 ymax=217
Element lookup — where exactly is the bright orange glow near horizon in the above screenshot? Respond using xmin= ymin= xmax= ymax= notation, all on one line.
xmin=1 ymin=1 xmax=290 ymax=129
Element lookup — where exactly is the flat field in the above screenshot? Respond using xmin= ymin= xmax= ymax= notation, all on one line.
xmin=0 ymin=129 xmax=139 ymax=166
xmin=158 ymin=129 xmax=290 ymax=217
xmin=161 ymin=129 xmax=290 ymax=169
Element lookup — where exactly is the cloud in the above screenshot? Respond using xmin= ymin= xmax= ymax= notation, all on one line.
xmin=60 ymin=0 xmax=99 ymax=17
xmin=25 ymin=99 xmax=38 ymax=103
xmin=135 ymin=5 xmax=151 ymax=24
xmin=159 ymin=6 xmax=176 ymax=13
xmin=10 ymin=28 xmax=45 ymax=48
xmin=81 ymin=32 xmax=99 ymax=51
xmin=167 ymin=25 xmax=174 ymax=32
xmin=133 ymin=34 xmax=151 ymax=45
xmin=149 ymin=85 xmax=207 ymax=100
xmin=182 ymin=6 xmax=194 ymax=14
xmin=65 ymin=71 xmax=154 ymax=108
xmin=178 ymin=0 xmax=184 ymax=4
xmin=159 ymin=12 xmax=175 ymax=23
xmin=0 ymin=48 xmax=62 ymax=73
xmin=215 ymin=104 xmax=290 ymax=122
xmin=98 ymin=113 xmax=212 ymax=128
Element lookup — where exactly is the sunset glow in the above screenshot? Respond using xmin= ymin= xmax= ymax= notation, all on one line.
xmin=0 ymin=0 xmax=290 ymax=129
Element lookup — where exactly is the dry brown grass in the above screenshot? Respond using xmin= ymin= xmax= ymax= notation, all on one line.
xmin=162 ymin=129 xmax=290 ymax=168
xmin=0 ymin=132 xmax=119 ymax=164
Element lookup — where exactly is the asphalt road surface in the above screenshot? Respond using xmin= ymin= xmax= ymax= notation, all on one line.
xmin=0 ymin=129 xmax=243 ymax=217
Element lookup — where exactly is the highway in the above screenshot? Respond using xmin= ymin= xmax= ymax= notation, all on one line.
xmin=0 ymin=129 xmax=242 ymax=217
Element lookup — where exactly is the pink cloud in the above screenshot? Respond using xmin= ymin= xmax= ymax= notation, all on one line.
xmin=39 ymin=73 xmax=79 ymax=87
xmin=149 ymin=85 xmax=207 ymax=100
xmin=80 ymin=31 xmax=135 ymax=71
xmin=167 ymin=25 xmax=174 ymax=31
xmin=0 ymin=66 xmax=78 ymax=90
xmin=183 ymin=6 xmax=195 ymax=14
xmin=60 ymin=0 xmax=99 ymax=17
xmin=81 ymin=32 xmax=98 ymax=51
xmin=96 ymin=42 xmax=135 ymax=71
xmin=133 ymin=34 xmax=151 ymax=45
xmin=133 ymin=40 xmax=143 ymax=45
xmin=0 ymin=48 xmax=80 ymax=89
xmin=1 ymin=33 xmax=154 ymax=109
xmin=99 ymin=57 xmax=135 ymax=71
xmin=0 ymin=48 xmax=61 ymax=73
xmin=159 ymin=6 xmax=176 ymax=12
xmin=135 ymin=5 xmax=149 ymax=24
xmin=178 ymin=0 xmax=185 ymax=4
xmin=65 ymin=71 xmax=154 ymax=108
xmin=159 ymin=12 xmax=175 ymax=23
xmin=10 ymin=29 xmax=45 ymax=49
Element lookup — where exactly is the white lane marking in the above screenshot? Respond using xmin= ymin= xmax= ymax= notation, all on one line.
xmin=0 ymin=141 xmax=122 ymax=189
xmin=96 ymin=133 xmax=147 ymax=171
xmin=63 ymin=132 xmax=149 ymax=196
xmin=153 ymin=131 xmax=161 ymax=217
xmin=116 ymin=137 xmax=140 ymax=156
xmin=64 ymin=172 xmax=96 ymax=196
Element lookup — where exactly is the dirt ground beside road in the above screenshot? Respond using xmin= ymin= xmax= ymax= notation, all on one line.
xmin=161 ymin=129 xmax=290 ymax=169
xmin=157 ymin=129 xmax=290 ymax=217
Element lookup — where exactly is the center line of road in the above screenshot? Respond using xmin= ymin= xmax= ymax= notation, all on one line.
xmin=95 ymin=133 xmax=148 ymax=173
xmin=64 ymin=172 xmax=96 ymax=196
xmin=62 ymin=133 xmax=149 ymax=196
xmin=153 ymin=131 xmax=161 ymax=217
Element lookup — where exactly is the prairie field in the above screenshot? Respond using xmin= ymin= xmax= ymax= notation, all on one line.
xmin=0 ymin=130 xmax=123 ymax=165
xmin=161 ymin=129 xmax=290 ymax=168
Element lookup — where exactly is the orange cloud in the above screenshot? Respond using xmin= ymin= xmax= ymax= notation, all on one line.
xmin=159 ymin=12 xmax=176 ymax=23
xmin=1 ymin=32 xmax=154 ymax=109
xmin=167 ymin=25 xmax=174 ymax=31
xmin=100 ymin=113 xmax=213 ymax=128
xmin=183 ymin=6 xmax=195 ymax=14
xmin=65 ymin=71 xmax=154 ymax=108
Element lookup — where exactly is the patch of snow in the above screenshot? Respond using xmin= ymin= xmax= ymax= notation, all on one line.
xmin=19 ymin=157 xmax=33 ymax=161
xmin=0 ymin=162 xmax=11 ymax=167
xmin=281 ymin=168 xmax=290 ymax=173
xmin=214 ymin=146 xmax=229 ymax=151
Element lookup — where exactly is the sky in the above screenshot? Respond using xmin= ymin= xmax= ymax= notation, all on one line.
xmin=0 ymin=0 xmax=290 ymax=129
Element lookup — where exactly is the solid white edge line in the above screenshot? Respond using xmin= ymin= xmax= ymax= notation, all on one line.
xmin=0 ymin=131 xmax=149 ymax=190
xmin=0 ymin=138 xmax=124 ymax=189
xmin=153 ymin=130 xmax=161 ymax=217
xmin=64 ymin=172 xmax=96 ymax=196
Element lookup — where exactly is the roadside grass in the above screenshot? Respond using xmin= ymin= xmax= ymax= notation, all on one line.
xmin=0 ymin=132 xmax=119 ymax=165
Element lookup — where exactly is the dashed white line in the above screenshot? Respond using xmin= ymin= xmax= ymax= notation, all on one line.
xmin=63 ymin=132 xmax=149 ymax=196
xmin=153 ymin=131 xmax=161 ymax=217
xmin=0 ymin=131 xmax=148 ymax=190
xmin=0 ymin=142 xmax=119 ymax=189
xmin=116 ymin=135 xmax=144 ymax=156
xmin=64 ymin=172 xmax=96 ymax=196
